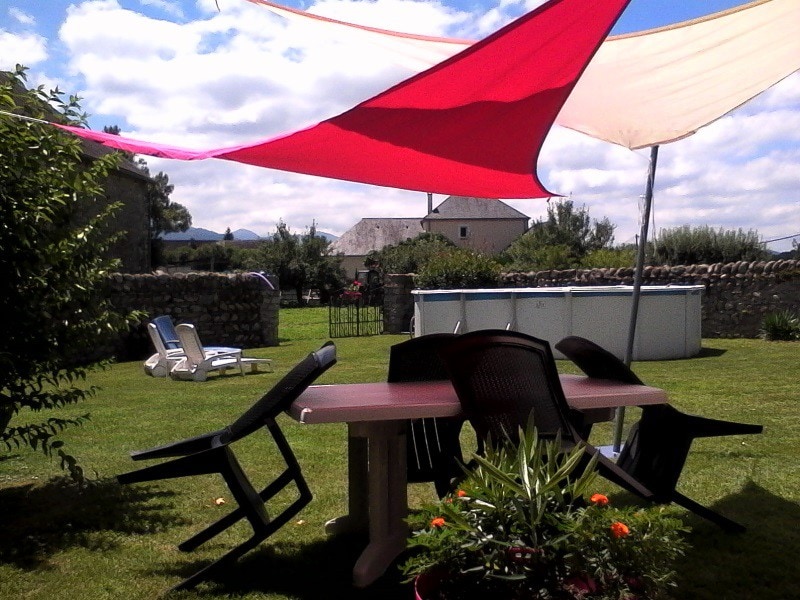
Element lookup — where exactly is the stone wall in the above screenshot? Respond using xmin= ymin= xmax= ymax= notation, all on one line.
xmin=383 ymin=259 xmax=800 ymax=338
xmin=105 ymin=271 xmax=280 ymax=360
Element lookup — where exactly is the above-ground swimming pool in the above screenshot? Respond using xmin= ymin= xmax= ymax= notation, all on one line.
xmin=412 ymin=285 xmax=704 ymax=361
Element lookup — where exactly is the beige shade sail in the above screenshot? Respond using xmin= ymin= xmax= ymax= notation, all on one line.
xmin=250 ymin=0 xmax=800 ymax=150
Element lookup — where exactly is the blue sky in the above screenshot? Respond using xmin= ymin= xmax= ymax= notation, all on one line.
xmin=2 ymin=0 xmax=798 ymax=250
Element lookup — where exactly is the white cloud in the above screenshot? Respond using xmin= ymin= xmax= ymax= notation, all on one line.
xmin=137 ymin=0 xmax=185 ymax=18
xmin=25 ymin=0 xmax=799 ymax=251
xmin=9 ymin=7 xmax=35 ymax=25
xmin=0 ymin=30 xmax=48 ymax=70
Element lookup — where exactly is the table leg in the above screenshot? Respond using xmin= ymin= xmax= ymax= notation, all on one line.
xmin=352 ymin=421 xmax=409 ymax=588
xmin=325 ymin=427 xmax=369 ymax=535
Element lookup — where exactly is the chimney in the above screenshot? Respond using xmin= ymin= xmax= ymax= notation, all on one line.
xmin=427 ymin=192 xmax=433 ymax=215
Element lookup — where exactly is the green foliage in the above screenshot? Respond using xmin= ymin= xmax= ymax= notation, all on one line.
xmin=373 ymin=232 xmax=455 ymax=274
xmin=581 ymin=246 xmax=637 ymax=269
xmin=0 ymin=66 xmax=137 ymax=479
xmin=504 ymin=200 xmax=616 ymax=271
xmin=242 ymin=220 xmax=344 ymax=304
xmin=652 ymin=225 xmax=769 ymax=265
xmin=760 ymin=310 xmax=800 ymax=341
xmin=414 ymin=249 xmax=501 ymax=289
xmin=402 ymin=423 xmax=688 ymax=600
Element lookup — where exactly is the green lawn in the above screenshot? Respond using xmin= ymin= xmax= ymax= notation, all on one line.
xmin=1 ymin=308 xmax=798 ymax=599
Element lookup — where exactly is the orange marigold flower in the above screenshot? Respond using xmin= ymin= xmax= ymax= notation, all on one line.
xmin=590 ymin=493 xmax=609 ymax=506
xmin=610 ymin=521 xmax=630 ymax=538
xmin=457 ymin=490 xmax=467 ymax=498
xmin=431 ymin=517 xmax=446 ymax=528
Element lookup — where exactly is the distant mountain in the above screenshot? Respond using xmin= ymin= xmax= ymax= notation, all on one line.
xmin=232 ymin=228 xmax=261 ymax=240
xmin=162 ymin=227 xmax=221 ymax=241
xmin=317 ymin=231 xmax=339 ymax=242
xmin=161 ymin=227 xmax=339 ymax=242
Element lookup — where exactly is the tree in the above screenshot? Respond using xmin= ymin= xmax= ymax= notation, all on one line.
xmin=373 ymin=232 xmax=455 ymax=274
xmin=223 ymin=227 xmax=234 ymax=241
xmin=243 ymin=221 xmax=344 ymax=304
xmin=504 ymin=200 xmax=615 ymax=270
xmin=1 ymin=66 xmax=138 ymax=479
xmin=102 ymin=125 xmax=192 ymax=266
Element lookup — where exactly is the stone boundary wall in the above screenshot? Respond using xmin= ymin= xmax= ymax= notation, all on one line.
xmin=383 ymin=259 xmax=800 ymax=338
xmin=105 ymin=272 xmax=280 ymax=360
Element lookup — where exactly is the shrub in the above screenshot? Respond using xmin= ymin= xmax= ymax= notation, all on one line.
xmin=652 ymin=225 xmax=768 ymax=265
xmin=414 ymin=249 xmax=501 ymax=289
xmin=1 ymin=66 xmax=138 ymax=479
xmin=403 ymin=424 xmax=689 ymax=600
xmin=374 ymin=232 xmax=455 ymax=274
xmin=760 ymin=310 xmax=800 ymax=341
xmin=581 ymin=246 xmax=637 ymax=269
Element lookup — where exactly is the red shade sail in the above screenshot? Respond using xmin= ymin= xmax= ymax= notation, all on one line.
xmin=57 ymin=0 xmax=631 ymax=198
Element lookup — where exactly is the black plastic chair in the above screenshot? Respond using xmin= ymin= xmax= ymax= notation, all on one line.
xmin=438 ymin=329 xmax=655 ymax=501
xmin=117 ymin=342 xmax=337 ymax=590
xmin=555 ymin=335 xmax=764 ymax=532
xmin=387 ymin=333 xmax=471 ymax=498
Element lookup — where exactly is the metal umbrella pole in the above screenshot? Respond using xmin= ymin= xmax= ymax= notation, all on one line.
xmin=611 ymin=144 xmax=660 ymax=454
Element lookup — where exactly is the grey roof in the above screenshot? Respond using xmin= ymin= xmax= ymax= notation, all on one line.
xmin=423 ymin=196 xmax=529 ymax=220
xmin=330 ymin=218 xmax=424 ymax=256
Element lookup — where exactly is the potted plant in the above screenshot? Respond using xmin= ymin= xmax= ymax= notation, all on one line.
xmin=402 ymin=422 xmax=689 ymax=599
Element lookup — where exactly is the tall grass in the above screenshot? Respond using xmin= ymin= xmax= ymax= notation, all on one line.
xmin=0 ymin=308 xmax=797 ymax=599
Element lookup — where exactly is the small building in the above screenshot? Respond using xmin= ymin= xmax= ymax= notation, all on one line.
xmin=422 ymin=196 xmax=529 ymax=255
xmin=330 ymin=196 xmax=530 ymax=278
xmin=330 ymin=218 xmax=424 ymax=278
xmin=80 ymin=139 xmax=152 ymax=273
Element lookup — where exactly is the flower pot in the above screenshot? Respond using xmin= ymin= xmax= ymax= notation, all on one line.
xmin=414 ymin=572 xmax=441 ymax=600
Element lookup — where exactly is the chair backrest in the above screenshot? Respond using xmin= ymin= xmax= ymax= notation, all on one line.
xmin=387 ymin=333 xmax=457 ymax=383
xmin=554 ymin=336 xmax=644 ymax=385
xmin=153 ymin=316 xmax=181 ymax=350
xmin=147 ymin=322 xmax=171 ymax=358
xmin=388 ymin=334 xmax=464 ymax=486
xmin=175 ymin=323 xmax=207 ymax=368
xmin=227 ymin=342 xmax=337 ymax=442
xmin=439 ymin=329 xmax=578 ymax=445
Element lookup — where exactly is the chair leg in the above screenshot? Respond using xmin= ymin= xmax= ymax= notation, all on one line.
xmin=117 ymin=447 xmax=226 ymax=484
xmin=685 ymin=414 xmax=764 ymax=439
xmin=179 ymin=419 xmax=312 ymax=552
xmin=171 ymin=535 xmax=263 ymax=591
xmin=173 ymin=478 xmax=313 ymax=590
xmin=670 ymin=490 xmax=746 ymax=533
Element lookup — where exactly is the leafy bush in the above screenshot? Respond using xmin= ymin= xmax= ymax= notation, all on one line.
xmin=760 ymin=310 xmax=800 ymax=341
xmin=373 ymin=232 xmax=455 ymax=274
xmin=1 ymin=66 xmax=138 ymax=479
xmin=581 ymin=246 xmax=637 ymax=269
xmin=403 ymin=424 xmax=689 ymax=600
xmin=415 ymin=249 xmax=501 ymax=289
xmin=503 ymin=200 xmax=616 ymax=271
xmin=652 ymin=225 xmax=768 ymax=265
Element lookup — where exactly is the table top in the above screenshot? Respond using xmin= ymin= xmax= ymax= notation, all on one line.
xmin=289 ymin=374 xmax=667 ymax=424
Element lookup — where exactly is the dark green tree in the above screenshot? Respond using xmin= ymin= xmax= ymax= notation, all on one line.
xmin=504 ymin=200 xmax=615 ymax=270
xmin=223 ymin=227 xmax=234 ymax=241
xmin=1 ymin=66 xmax=138 ymax=479
xmin=373 ymin=232 xmax=455 ymax=274
xmin=243 ymin=221 xmax=344 ymax=304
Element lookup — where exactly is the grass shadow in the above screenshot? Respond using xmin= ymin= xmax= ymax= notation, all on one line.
xmin=675 ymin=481 xmax=800 ymax=599
xmin=0 ymin=476 xmax=186 ymax=569
xmin=156 ymin=533 xmax=413 ymax=599
xmin=695 ymin=346 xmax=728 ymax=358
